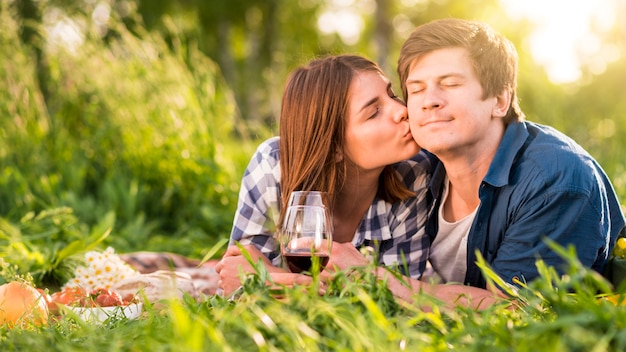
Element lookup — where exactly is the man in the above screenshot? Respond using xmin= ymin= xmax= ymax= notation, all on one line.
xmin=398 ymin=18 xmax=625 ymax=290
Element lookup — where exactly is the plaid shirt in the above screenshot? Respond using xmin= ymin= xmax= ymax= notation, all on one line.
xmin=229 ymin=137 xmax=431 ymax=279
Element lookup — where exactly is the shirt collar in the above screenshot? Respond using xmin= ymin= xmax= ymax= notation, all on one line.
xmin=483 ymin=121 xmax=529 ymax=188
xmin=424 ymin=122 xmax=530 ymax=237
xmin=424 ymin=119 xmax=528 ymax=193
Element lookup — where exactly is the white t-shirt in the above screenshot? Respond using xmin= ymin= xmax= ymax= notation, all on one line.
xmin=423 ymin=177 xmax=478 ymax=284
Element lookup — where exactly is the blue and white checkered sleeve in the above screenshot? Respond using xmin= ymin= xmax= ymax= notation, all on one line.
xmin=381 ymin=159 xmax=431 ymax=279
xmin=229 ymin=138 xmax=282 ymax=265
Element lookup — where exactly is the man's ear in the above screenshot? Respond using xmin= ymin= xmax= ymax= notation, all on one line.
xmin=492 ymin=88 xmax=511 ymax=118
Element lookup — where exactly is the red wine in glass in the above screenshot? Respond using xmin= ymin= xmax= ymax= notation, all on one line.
xmin=284 ymin=252 xmax=330 ymax=274
xmin=280 ymin=204 xmax=333 ymax=274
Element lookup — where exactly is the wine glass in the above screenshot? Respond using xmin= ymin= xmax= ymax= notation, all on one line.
xmin=280 ymin=204 xmax=333 ymax=274
xmin=287 ymin=190 xmax=331 ymax=208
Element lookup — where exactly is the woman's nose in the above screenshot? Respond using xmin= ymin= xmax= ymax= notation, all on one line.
xmin=392 ymin=101 xmax=409 ymax=123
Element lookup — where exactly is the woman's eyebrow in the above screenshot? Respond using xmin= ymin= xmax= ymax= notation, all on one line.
xmin=358 ymin=82 xmax=391 ymax=113
xmin=359 ymin=96 xmax=379 ymax=113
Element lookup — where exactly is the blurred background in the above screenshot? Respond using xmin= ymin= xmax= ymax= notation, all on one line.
xmin=1 ymin=0 xmax=625 ymax=266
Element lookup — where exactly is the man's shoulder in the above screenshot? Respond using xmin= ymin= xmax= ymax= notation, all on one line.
xmin=520 ymin=122 xmax=595 ymax=169
xmin=507 ymin=121 xmax=605 ymax=192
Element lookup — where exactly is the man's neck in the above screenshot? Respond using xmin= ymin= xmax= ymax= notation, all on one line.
xmin=439 ymin=132 xmax=503 ymax=222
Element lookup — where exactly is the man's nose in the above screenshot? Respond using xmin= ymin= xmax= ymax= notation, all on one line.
xmin=422 ymin=87 xmax=443 ymax=110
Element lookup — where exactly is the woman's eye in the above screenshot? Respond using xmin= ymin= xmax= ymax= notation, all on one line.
xmin=368 ymin=107 xmax=379 ymax=119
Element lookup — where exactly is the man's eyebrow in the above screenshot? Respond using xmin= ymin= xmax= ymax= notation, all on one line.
xmin=406 ymin=73 xmax=465 ymax=85
xmin=358 ymin=82 xmax=391 ymax=113
xmin=405 ymin=78 xmax=423 ymax=85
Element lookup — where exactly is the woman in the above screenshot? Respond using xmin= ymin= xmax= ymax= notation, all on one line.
xmin=215 ymin=55 xmax=430 ymax=297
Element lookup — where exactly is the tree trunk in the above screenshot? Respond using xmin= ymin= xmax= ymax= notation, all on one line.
xmin=374 ymin=0 xmax=392 ymax=75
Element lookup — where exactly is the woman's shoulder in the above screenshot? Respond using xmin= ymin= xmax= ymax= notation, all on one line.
xmin=256 ymin=136 xmax=280 ymax=154
xmin=249 ymin=136 xmax=280 ymax=163
xmin=393 ymin=150 xmax=432 ymax=179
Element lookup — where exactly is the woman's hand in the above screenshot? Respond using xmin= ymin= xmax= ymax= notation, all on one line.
xmin=215 ymin=244 xmax=287 ymax=297
xmin=323 ymin=242 xmax=370 ymax=274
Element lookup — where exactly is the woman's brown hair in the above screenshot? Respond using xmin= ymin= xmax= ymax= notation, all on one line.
xmin=279 ymin=55 xmax=415 ymax=225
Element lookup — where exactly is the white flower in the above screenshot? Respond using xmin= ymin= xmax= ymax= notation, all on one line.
xmin=64 ymin=247 xmax=139 ymax=292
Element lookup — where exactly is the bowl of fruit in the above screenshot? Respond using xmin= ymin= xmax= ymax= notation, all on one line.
xmin=51 ymin=287 xmax=142 ymax=323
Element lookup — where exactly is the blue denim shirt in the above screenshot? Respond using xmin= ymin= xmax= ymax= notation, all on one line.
xmin=424 ymin=121 xmax=626 ymax=289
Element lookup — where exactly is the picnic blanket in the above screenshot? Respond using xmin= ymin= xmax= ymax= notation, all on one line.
xmin=120 ymin=252 xmax=220 ymax=296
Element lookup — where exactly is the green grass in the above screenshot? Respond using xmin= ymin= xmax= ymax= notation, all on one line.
xmin=3 ymin=251 xmax=626 ymax=351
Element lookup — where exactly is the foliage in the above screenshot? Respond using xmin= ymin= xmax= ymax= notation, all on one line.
xmin=133 ymin=0 xmax=327 ymax=128
xmin=0 ymin=207 xmax=112 ymax=289
xmin=0 ymin=1 xmax=258 ymax=258
xmin=2 ymin=248 xmax=626 ymax=351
